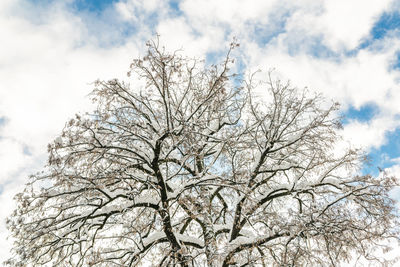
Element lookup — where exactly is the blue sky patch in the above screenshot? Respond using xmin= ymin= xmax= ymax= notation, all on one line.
xmin=70 ymin=0 xmax=144 ymax=47
xmin=364 ymin=127 xmax=400 ymax=175
xmin=27 ymin=0 xmax=118 ymax=14
xmin=23 ymin=0 xmax=134 ymax=47
xmin=169 ymin=0 xmax=182 ymax=16
xmin=252 ymin=9 xmax=290 ymax=48
xmin=341 ymin=104 xmax=377 ymax=124
xmin=252 ymin=23 xmax=287 ymax=48
xmin=391 ymin=52 xmax=400 ymax=70
xmin=371 ymin=11 xmax=400 ymax=40
xmin=304 ymin=38 xmax=339 ymax=59
xmin=358 ymin=11 xmax=400 ymax=50
xmin=71 ymin=0 xmax=119 ymax=14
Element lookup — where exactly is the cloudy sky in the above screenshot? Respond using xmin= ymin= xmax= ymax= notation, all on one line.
xmin=1 ymin=0 xmax=400 ymax=263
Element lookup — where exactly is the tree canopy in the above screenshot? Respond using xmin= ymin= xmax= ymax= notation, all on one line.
xmin=6 ymin=40 xmax=400 ymax=266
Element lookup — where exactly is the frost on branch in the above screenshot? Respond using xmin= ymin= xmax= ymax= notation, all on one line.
xmin=6 ymin=40 xmax=400 ymax=267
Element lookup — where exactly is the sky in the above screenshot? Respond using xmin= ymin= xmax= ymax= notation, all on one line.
xmin=1 ymin=0 xmax=400 ymax=264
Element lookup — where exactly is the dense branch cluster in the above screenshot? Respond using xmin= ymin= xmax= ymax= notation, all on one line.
xmin=6 ymin=40 xmax=399 ymax=266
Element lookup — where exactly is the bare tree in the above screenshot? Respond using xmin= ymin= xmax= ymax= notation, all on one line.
xmin=6 ymin=40 xmax=400 ymax=267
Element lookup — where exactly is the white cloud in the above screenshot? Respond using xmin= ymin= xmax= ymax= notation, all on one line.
xmin=156 ymin=17 xmax=227 ymax=57
xmin=241 ymin=34 xmax=400 ymax=116
xmin=116 ymin=0 xmax=169 ymax=23
xmin=340 ymin=116 xmax=399 ymax=150
xmin=284 ymin=0 xmax=393 ymax=51
xmin=181 ymin=0 xmax=278 ymax=26
xmin=386 ymin=164 xmax=400 ymax=179
xmin=180 ymin=0 xmax=394 ymax=52
xmin=0 ymin=0 xmax=146 ymax=149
